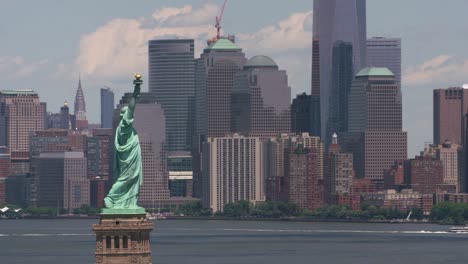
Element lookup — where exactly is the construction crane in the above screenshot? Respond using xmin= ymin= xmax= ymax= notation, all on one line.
xmin=208 ymin=0 xmax=228 ymax=46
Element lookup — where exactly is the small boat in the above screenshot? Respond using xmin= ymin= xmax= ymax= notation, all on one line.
xmin=449 ymin=226 xmax=468 ymax=233
xmin=146 ymin=213 xmax=167 ymax=220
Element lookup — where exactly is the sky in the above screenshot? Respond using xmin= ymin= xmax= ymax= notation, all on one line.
xmin=1 ymin=0 xmax=468 ymax=156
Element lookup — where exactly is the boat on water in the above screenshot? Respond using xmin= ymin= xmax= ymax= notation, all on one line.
xmin=146 ymin=213 xmax=167 ymax=220
xmin=449 ymin=226 xmax=468 ymax=233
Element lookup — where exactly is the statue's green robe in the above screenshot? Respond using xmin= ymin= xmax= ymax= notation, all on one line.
xmin=104 ymin=108 xmax=143 ymax=209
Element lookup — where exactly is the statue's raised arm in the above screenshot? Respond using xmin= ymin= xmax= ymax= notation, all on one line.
xmin=128 ymin=73 xmax=142 ymax=119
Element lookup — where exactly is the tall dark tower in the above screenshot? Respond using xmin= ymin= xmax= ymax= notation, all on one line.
xmin=60 ymin=101 xmax=70 ymax=129
xmin=148 ymin=39 xmax=195 ymax=152
xmin=326 ymin=41 xmax=354 ymax=145
xmin=74 ymin=76 xmax=88 ymax=131
xmin=312 ymin=0 xmax=367 ymax=145
xmin=100 ymin=87 xmax=114 ymax=129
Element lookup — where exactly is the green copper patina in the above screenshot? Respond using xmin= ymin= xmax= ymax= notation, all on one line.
xmin=102 ymin=74 xmax=145 ymax=214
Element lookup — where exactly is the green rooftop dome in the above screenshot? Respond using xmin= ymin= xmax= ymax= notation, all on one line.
xmin=209 ymin=38 xmax=241 ymax=50
xmin=245 ymin=55 xmax=278 ymax=69
xmin=356 ymin=67 xmax=394 ymax=77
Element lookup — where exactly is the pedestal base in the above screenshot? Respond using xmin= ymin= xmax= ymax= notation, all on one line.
xmin=92 ymin=213 xmax=154 ymax=264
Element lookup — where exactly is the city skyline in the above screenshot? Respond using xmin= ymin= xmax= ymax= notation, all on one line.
xmin=1 ymin=1 xmax=468 ymax=156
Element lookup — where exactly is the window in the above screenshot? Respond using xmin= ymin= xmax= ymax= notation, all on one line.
xmin=106 ymin=236 xmax=111 ymax=249
xmin=123 ymin=236 xmax=128 ymax=248
xmin=114 ymin=236 xmax=120 ymax=248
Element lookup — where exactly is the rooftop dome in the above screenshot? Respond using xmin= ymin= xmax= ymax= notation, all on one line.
xmin=356 ymin=67 xmax=394 ymax=77
xmin=244 ymin=55 xmax=278 ymax=69
xmin=209 ymin=38 xmax=240 ymax=50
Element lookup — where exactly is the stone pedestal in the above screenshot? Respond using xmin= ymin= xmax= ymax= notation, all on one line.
xmin=92 ymin=213 xmax=154 ymax=264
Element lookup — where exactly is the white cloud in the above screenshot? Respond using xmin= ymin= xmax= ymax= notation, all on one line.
xmin=404 ymin=54 xmax=468 ymax=86
xmin=0 ymin=56 xmax=48 ymax=78
xmin=237 ymin=11 xmax=313 ymax=55
xmin=76 ymin=3 xmax=218 ymax=79
xmin=76 ymin=4 xmax=313 ymax=87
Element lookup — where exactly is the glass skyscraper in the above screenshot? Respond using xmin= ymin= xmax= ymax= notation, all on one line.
xmin=326 ymin=41 xmax=354 ymax=143
xmin=148 ymin=39 xmax=195 ymax=152
xmin=100 ymin=87 xmax=114 ymax=129
xmin=312 ymin=0 xmax=367 ymax=145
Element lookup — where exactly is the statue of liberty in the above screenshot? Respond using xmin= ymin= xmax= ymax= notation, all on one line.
xmin=103 ymin=74 xmax=145 ymax=213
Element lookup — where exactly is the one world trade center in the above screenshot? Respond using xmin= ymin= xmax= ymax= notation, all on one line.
xmin=311 ymin=0 xmax=367 ymax=146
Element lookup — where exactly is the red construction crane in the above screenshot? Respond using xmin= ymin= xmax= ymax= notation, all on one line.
xmin=208 ymin=0 xmax=228 ymax=46
xmin=216 ymin=0 xmax=228 ymax=39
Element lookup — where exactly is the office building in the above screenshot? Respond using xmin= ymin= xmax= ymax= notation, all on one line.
xmin=367 ymin=37 xmax=401 ymax=85
xmin=407 ymin=155 xmax=444 ymax=194
xmin=291 ymin=93 xmax=311 ymax=134
xmin=0 ymin=90 xmax=46 ymax=160
xmin=149 ymin=39 xmax=195 ymax=152
xmin=60 ymin=101 xmax=70 ymax=129
xmin=324 ymin=134 xmax=354 ymax=204
xmin=312 ymin=0 xmax=367 ymax=144
xmin=264 ymin=133 xmax=323 ymax=201
xmin=87 ymin=128 xmax=113 ymax=208
xmin=74 ymin=77 xmax=88 ymax=131
xmin=232 ymin=55 xmax=290 ymax=138
xmin=202 ymin=134 xmax=264 ymax=213
xmin=433 ymin=87 xmax=468 ymax=145
xmin=284 ymin=145 xmax=323 ymax=211
xmin=167 ymin=152 xmax=193 ymax=197
xmin=100 ymin=88 xmax=114 ymax=129
xmin=34 ymin=152 xmax=89 ymax=212
xmin=194 ymin=37 xmax=247 ymax=197
xmin=326 ymin=41 xmax=354 ymax=142
xmin=46 ymin=112 xmax=62 ymax=129
xmin=344 ymin=67 xmax=407 ymax=180
xmin=0 ymin=147 xmax=10 ymax=205
xmin=383 ymin=160 xmax=406 ymax=190
xmin=432 ymin=141 xmax=461 ymax=192
xmin=195 ymin=38 xmax=246 ymax=139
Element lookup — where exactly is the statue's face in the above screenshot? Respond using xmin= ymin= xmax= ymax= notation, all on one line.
xmin=120 ymin=106 xmax=128 ymax=118
xmin=120 ymin=106 xmax=128 ymax=125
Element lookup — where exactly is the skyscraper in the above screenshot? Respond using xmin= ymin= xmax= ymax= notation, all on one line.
xmin=195 ymin=38 xmax=246 ymax=139
xmin=231 ymin=55 xmax=291 ymax=138
xmin=202 ymin=134 xmax=264 ymax=212
xmin=194 ymin=37 xmax=246 ymax=196
xmin=149 ymin=39 xmax=195 ymax=152
xmin=326 ymin=41 xmax=354 ymax=141
xmin=367 ymin=37 xmax=401 ymax=86
xmin=74 ymin=77 xmax=88 ymax=131
xmin=433 ymin=87 xmax=468 ymax=145
xmin=100 ymin=87 xmax=114 ymax=129
xmin=291 ymin=93 xmax=312 ymax=134
xmin=312 ymin=0 xmax=367 ymax=144
xmin=60 ymin=101 xmax=70 ymax=129
xmin=345 ymin=67 xmax=407 ymax=180
xmin=0 ymin=90 xmax=46 ymax=161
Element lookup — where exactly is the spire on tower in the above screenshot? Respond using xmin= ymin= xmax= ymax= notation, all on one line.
xmin=74 ymin=75 xmax=88 ymax=131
